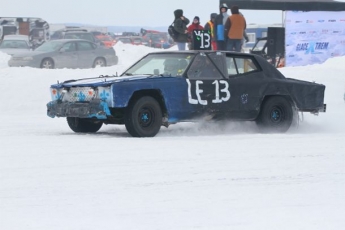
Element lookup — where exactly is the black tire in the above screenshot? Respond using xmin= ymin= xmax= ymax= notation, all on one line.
xmin=41 ymin=58 xmax=54 ymax=69
xmin=67 ymin=117 xmax=103 ymax=133
xmin=93 ymin=58 xmax=106 ymax=67
xmin=125 ymin=96 xmax=162 ymax=137
xmin=256 ymin=96 xmax=294 ymax=133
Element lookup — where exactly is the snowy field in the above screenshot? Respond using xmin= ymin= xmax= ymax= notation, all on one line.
xmin=1 ymin=43 xmax=345 ymax=230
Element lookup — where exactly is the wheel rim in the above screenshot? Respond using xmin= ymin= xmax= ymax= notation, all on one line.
xmin=270 ymin=106 xmax=284 ymax=123
xmin=42 ymin=60 xmax=52 ymax=69
xmin=95 ymin=59 xmax=105 ymax=67
xmin=138 ymin=107 xmax=155 ymax=128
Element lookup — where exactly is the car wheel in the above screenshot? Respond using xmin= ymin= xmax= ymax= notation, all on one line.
xmin=93 ymin=58 xmax=106 ymax=67
xmin=41 ymin=58 xmax=54 ymax=69
xmin=125 ymin=96 xmax=162 ymax=137
xmin=256 ymin=96 xmax=294 ymax=133
xmin=67 ymin=117 xmax=103 ymax=133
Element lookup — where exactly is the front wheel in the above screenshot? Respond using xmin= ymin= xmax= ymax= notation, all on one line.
xmin=93 ymin=58 xmax=106 ymax=67
xmin=125 ymin=96 xmax=162 ymax=137
xmin=256 ymin=96 xmax=294 ymax=133
xmin=41 ymin=58 xmax=54 ymax=69
xmin=67 ymin=117 xmax=103 ymax=133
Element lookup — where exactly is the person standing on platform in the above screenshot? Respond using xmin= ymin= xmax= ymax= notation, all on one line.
xmin=214 ymin=3 xmax=229 ymax=50
xmin=187 ymin=16 xmax=204 ymax=50
xmin=224 ymin=5 xmax=247 ymax=52
xmin=204 ymin=13 xmax=218 ymax=50
xmin=173 ymin=9 xmax=190 ymax=50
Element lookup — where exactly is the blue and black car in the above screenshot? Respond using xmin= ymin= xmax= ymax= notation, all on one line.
xmin=47 ymin=50 xmax=326 ymax=137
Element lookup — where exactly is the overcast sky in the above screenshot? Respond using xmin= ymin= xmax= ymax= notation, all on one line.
xmin=2 ymin=0 xmax=345 ymax=27
xmin=1 ymin=0 xmax=288 ymax=27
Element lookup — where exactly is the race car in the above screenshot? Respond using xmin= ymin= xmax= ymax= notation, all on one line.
xmin=47 ymin=50 xmax=326 ymax=137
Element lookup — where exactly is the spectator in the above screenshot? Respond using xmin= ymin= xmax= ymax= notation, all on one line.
xmin=204 ymin=13 xmax=218 ymax=50
xmin=187 ymin=16 xmax=204 ymax=50
xmin=224 ymin=5 xmax=247 ymax=52
xmin=173 ymin=9 xmax=190 ymax=50
xmin=214 ymin=3 xmax=229 ymax=50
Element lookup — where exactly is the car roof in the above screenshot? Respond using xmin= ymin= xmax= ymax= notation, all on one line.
xmin=3 ymin=35 xmax=29 ymax=41
xmin=48 ymin=39 xmax=93 ymax=43
xmin=147 ymin=50 xmax=255 ymax=57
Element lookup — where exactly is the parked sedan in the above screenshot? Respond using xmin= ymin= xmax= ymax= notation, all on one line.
xmin=8 ymin=39 xmax=118 ymax=69
xmin=0 ymin=35 xmax=31 ymax=56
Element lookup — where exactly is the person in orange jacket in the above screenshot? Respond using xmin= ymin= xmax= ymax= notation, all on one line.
xmin=224 ymin=5 xmax=247 ymax=52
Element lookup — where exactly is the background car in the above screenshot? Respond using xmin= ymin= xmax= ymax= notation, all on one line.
xmin=142 ymin=32 xmax=172 ymax=49
xmin=8 ymin=39 xmax=118 ymax=69
xmin=95 ymin=34 xmax=115 ymax=47
xmin=130 ymin=36 xmax=143 ymax=45
xmin=114 ymin=36 xmax=133 ymax=44
xmin=51 ymin=28 xmax=104 ymax=46
xmin=0 ymin=35 xmax=31 ymax=56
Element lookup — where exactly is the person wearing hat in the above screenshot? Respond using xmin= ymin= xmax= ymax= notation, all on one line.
xmin=187 ymin=16 xmax=204 ymax=50
xmin=173 ymin=9 xmax=190 ymax=50
xmin=214 ymin=3 xmax=229 ymax=50
xmin=224 ymin=5 xmax=247 ymax=52
xmin=204 ymin=13 xmax=218 ymax=50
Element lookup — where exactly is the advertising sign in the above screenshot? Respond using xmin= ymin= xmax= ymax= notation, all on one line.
xmin=285 ymin=11 xmax=345 ymax=66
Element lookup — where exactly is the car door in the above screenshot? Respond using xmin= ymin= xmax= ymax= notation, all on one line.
xmin=186 ymin=52 xmax=232 ymax=116
xmin=186 ymin=52 xmax=263 ymax=119
xmin=76 ymin=41 xmax=96 ymax=68
xmin=55 ymin=41 xmax=78 ymax=68
xmin=224 ymin=54 xmax=265 ymax=119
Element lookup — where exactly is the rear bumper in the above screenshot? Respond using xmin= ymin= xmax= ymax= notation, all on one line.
xmin=47 ymin=99 xmax=111 ymax=119
xmin=107 ymin=55 xmax=118 ymax=66
xmin=308 ymin=104 xmax=326 ymax=115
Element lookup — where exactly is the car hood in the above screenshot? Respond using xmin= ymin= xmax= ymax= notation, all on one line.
xmin=53 ymin=75 xmax=168 ymax=88
xmin=0 ymin=48 xmax=31 ymax=56
xmin=11 ymin=50 xmax=50 ymax=57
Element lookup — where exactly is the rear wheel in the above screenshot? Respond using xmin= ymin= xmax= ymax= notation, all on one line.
xmin=93 ymin=58 xmax=106 ymax=67
xmin=256 ymin=96 xmax=294 ymax=133
xmin=125 ymin=96 xmax=162 ymax=137
xmin=41 ymin=58 xmax=54 ymax=69
xmin=67 ymin=117 xmax=103 ymax=133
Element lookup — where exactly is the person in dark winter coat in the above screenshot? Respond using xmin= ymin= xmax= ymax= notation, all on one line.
xmin=224 ymin=5 xmax=247 ymax=52
xmin=173 ymin=9 xmax=190 ymax=50
xmin=204 ymin=13 xmax=218 ymax=50
xmin=187 ymin=16 xmax=204 ymax=50
xmin=214 ymin=3 xmax=229 ymax=50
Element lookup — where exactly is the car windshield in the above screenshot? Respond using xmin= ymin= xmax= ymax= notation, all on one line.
xmin=122 ymin=53 xmax=194 ymax=77
xmin=35 ymin=41 xmax=62 ymax=52
xmin=0 ymin=40 xmax=29 ymax=49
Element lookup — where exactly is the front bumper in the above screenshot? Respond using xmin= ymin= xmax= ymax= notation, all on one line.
xmin=8 ymin=59 xmax=38 ymax=68
xmin=47 ymin=99 xmax=111 ymax=119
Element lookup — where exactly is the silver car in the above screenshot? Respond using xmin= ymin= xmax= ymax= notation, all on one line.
xmin=8 ymin=39 xmax=118 ymax=69
xmin=0 ymin=35 xmax=31 ymax=56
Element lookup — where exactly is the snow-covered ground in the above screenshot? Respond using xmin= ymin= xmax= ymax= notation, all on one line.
xmin=1 ymin=43 xmax=345 ymax=230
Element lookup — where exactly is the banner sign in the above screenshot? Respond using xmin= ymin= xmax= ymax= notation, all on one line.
xmin=192 ymin=30 xmax=212 ymax=50
xmin=285 ymin=11 xmax=345 ymax=67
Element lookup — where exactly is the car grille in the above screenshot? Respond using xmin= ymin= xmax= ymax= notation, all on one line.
xmin=63 ymin=87 xmax=96 ymax=102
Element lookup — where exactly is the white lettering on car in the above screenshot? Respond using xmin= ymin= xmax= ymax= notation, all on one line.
xmin=186 ymin=79 xmax=231 ymax=105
